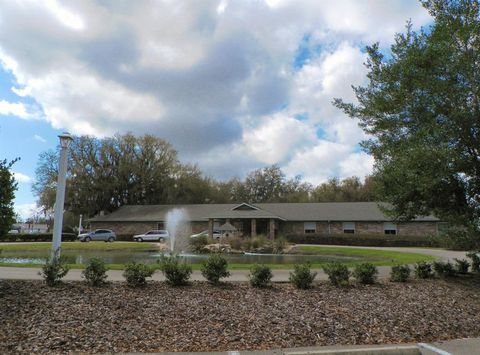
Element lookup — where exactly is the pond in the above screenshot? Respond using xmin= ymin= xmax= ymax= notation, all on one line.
xmin=0 ymin=249 xmax=362 ymax=265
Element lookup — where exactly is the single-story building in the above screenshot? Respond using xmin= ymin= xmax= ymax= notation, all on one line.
xmin=88 ymin=202 xmax=441 ymax=239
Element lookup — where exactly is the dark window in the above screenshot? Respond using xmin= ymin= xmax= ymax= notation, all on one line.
xmin=384 ymin=230 xmax=396 ymax=235
xmin=343 ymin=229 xmax=355 ymax=234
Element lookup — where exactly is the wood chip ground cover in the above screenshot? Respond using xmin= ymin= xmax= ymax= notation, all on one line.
xmin=1 ymin=279 xmax=480 ymax=354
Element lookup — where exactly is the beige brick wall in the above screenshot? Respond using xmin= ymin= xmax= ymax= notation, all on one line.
xmin=90 ymin=221 xmax=209 ymax=236
xmin=279 ymin=221 xmax=438 ymax=237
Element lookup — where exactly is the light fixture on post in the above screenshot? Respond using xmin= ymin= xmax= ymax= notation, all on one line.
xmin=51 ymin=132 xmax=73 ymax=260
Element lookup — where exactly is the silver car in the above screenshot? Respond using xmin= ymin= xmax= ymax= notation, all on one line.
xmin=78 ymin=229 xmax=116 ymax=242
xmin=133 ymin=230 xmax=170 ymax=242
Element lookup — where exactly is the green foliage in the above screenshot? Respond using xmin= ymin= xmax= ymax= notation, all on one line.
xmin=334 ymin=1 xmax=480 ymax=230
xmin=453 ymin=258 xmax=470 ymax=275
xmin=390 ymin=264 xmax=411 ymax=282
xmin=159 ymin=254 xmax=192 ymax=286
xmin=0 ymin=158 xmax=19 ymax=236
xmin=249 ymin=264 xmax=273 ymax=288
xmin=247 ymin=235 xmax=268 ymax=250
xmin=82 ymin=258 xmax=108 ymax=286
xmin=414 ymin=262 xmax=434 ymax=279
xmin=352 ymin=263 xmax=378 ymax=284
xmin=40 ymin=251 xmax=69 ymax=287
xmin=201 ymin=253 xmax=230 ymax=285
xmin=440 ymin=227 xmax=480 ymax=251
xmin=189 ymin=235 xmax=209 ymax=253
xmin=466 ymin=251 xmax=480 ymax=273
xmin=228 ymin=236 xmax=245 ymax=250
xmin=322 ymin=262 xmax=350 ymax=286
xmin=273 ymin=236 xmax=287 ymax=254
xmin=289 ymin=263 xmax=317 ymax=289
xmin=123 ymin=262 xmax=155 ymax=287
xmin=433 ymin=261 xmax=455 ymax=278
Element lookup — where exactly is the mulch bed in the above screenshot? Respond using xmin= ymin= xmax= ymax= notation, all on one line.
xmin=1 ymin=278 xmax=480 ymax=354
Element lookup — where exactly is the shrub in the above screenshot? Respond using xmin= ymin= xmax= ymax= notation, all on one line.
xmin=273 ymin=236 xmax=287 ymax=254
xmin=159 ymin=254 xmax=192 ymax=286
xmin=440 ymin=227 xmax=480 ymax=251
xmin=454 ymin=258 xmax=470 ymax=274
xmin=228 ymin=236 xmax=245 ymax=251
xmin=433 ymin=261 xmax=456 ymax=278
xmin=123 ymin=262 xmax=155 ymax=287
xmin=390 ymin=264 xmax=411 ymax=282
xmin=39 ymin=252 xmax=69 ymax=287
xmin=248 ymin=235 xmax=268 ymax=250
xmin=352 ymin=263 xmax=378 ymax=284
xmin=249 ymin=264 xmax=273 ymax=288
xmin=322 ymin=262 xmax=350 ymax=286
xmin=466 ymin=251 xmax=480 ymax=273
xmin=414 ymin=261 xmax=433 ymax=279
xmin=289 ymin=263 xmax=317 ymax=289
xmin=285 ymin=233 xmax=437 ymax=248
xmin=189 ymin=235 xmax=209 ymax=253
xmin=82 ymin=258 xmax=108 ymax=286
xmin=201 ymin=254 xmax=230 ymax=285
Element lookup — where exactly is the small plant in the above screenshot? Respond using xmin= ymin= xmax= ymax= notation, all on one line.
xmin=228 ymin=236 xmax=245 ymax=251
xmin=289 ymin=263 xmax=317 ymax=289
xmin=390 ymin=264 xmax=410 ymax=282
xmin=248 ymin=235 xmax=268 ymax=250
xmin=454 ymin=258 xmax=470 ymax=274
xmin=249 ymin=264 xmax=273 ymax=288
xmin=414 ymin=261 xmax=433 ymax=279
xmin=189 ymin=235 xmax=209 ymax=253
xmin=201 ymin=253 xmax=230 ymax=285
xmin=466 ymin=251 xmax=480 ymax=273
xmin=322 ymin=262 xmax=350 ymax=286
xmin=273 ymin=236 xmax=287 ymax=254
xmin=123 ymin=262 xmax=155 ymax=287
xmin=159 ymin=254 xmax=192 ymax=286
xmin=40 ymin=252 xmax=69 ymax=287
xmin=353 ymin=263 xmax=378 ymax=284
xmin=82 ymin=258 xmax=108 ymax=286
xmin=433 ymin=261 xmax=456 ymax=278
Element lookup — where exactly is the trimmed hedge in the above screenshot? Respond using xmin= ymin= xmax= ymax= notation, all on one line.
xmin=285 ymin=233 xmax=439 ymax=247
xmin=0 ymin=233 xmax=77 ymax=242
xmin=0 ymin=233 xmax=136 ymax=242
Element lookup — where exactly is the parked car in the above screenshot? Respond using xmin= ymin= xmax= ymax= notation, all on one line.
xmin=133 ymin=230 xmax=170 ymax=242
xmin=78 ymin=229 xmax=116 ymax=242
xmin=190 ymin=230 xmax=222 ymax=240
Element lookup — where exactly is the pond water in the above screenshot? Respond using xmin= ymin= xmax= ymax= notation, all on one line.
xmin=0 ymin=249 xmax=362 ymax=265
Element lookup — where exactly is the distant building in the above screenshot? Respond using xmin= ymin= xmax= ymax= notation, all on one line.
xmin=12 ymin=223 xmax=49 ymax=234
xmin=88 ymin=202 xmax=440 ymax=238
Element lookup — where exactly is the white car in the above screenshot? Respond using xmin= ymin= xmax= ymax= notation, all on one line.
xmin=190 ymin=230 xmax=222 ymax=240
xmin=133 ymin=230 xmax=170 ymax=242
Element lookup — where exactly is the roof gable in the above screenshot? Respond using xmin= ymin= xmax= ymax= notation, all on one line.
xmin=232 ymin=203 xmax=259 ymax=211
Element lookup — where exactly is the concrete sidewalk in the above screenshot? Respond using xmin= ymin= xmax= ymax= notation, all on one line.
xmin=142 ymin=337 xmax=480 ymax=354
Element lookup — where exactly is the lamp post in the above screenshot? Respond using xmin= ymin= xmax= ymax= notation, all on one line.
xmin=51 ymin=132 xmax=73 ymax=260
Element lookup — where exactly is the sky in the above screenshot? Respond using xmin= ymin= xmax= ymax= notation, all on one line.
xmin=0 ymin=0 xmax=432 ymax=220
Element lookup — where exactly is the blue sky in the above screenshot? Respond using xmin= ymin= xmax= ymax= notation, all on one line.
xmin=0 ymin=0 xmax=432 ymax=219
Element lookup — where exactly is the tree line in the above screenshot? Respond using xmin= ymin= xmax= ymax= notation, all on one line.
xmin=32 ymin=133 xmax=377 ymax=221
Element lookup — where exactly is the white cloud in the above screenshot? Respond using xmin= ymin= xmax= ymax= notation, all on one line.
xmin=0 ymin=100 xmax=31 ymax=119
xmin=338 ymin=152 xmax=375 ymax=180
xmin=13 ymin=172 xmax=32 ymax=184
xmin=242 ymin=113 xmax=315 ymax=165
xmin=34 ymin=134 xmax=47 ymax=143
xmin=14 ymin=203 xmax=38 ymax=221
xmin=0 ymin=0 xmax=431 ymax=185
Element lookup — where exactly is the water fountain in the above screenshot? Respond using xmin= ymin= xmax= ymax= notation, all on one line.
xmin=165 ymin=208 xmax=189 ymax=252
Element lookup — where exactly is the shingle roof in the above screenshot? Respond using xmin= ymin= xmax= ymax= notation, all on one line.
xmin=89 ymin=202 xmax=439 ymax=222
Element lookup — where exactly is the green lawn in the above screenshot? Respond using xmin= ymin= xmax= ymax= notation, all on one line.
xmin=0 ymin=242 xmax=436 ymax=270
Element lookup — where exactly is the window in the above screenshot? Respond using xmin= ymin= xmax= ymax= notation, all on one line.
xmin=304 ymin=222 xmax=316 ymax=234
xmin=384 ymin=222 xmax=397 ymax=235
xmin=342 ymin=222 xmax=355 ymax=234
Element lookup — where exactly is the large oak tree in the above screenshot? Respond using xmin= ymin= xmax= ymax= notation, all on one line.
xmin=335 ymin=0 xmax=480 ymax=230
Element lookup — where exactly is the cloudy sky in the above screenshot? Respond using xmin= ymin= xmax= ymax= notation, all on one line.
xmin=0 ymin=0 xmax=432 ymax=219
